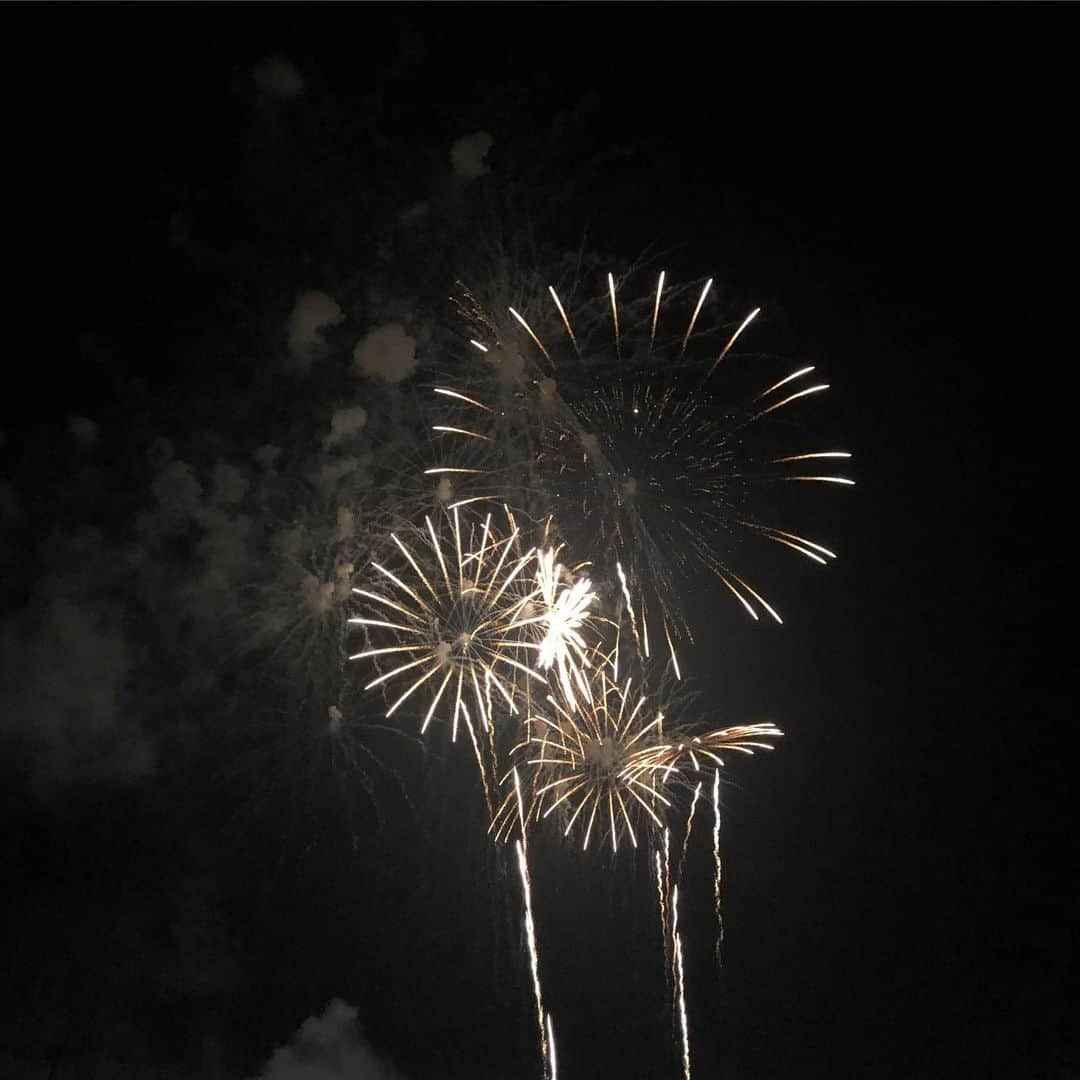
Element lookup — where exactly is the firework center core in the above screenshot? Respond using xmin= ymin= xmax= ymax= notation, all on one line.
xmin=584 ymin=736 xmax=623 ymax=777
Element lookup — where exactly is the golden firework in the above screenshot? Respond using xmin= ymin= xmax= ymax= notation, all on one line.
xmin=349 ymin=506 xmax=596 ymax=742
xmin=493 ymin=638 xmax=782 ymax=852
xmin=435 ymin=270 xmax=854 ymax=677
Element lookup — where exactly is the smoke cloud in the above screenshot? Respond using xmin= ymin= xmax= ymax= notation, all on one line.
xmin=254 ymin=1000 xmax=404 ymax=1080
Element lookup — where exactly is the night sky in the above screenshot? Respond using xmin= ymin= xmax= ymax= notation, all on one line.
xmin=3 ymin=8 xmax=1070 ymax=1080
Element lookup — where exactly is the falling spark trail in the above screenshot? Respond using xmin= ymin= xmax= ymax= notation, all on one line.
xmin=712 ymin=769 xmax=724 ymax=965
xmin=655 ymin=849 xmax=670 ymax=980
xmin=664 ymin=620 xmax=682 ymax=681
xmin=672 ymin=884 xmax=692 ymax=1080
xmin=464 ymin=710 xmax=493 ymax=818
xmin=546 ymin=1012 xmax=558 ymax=1080
xmin=516 ymin=839 xmax=551 ymax=1079
xmin=663 ymin=828 xmax=673 ymax=980
xmin=680 ymin=781 xmax=703 ymax=874
xmin=616 ymin=561 xmax=644 ymax=655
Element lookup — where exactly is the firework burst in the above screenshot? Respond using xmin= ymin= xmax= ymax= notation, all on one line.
xmin=492 ymin=637 xmax=782 ymax=852
xmin=436 ymin=270 xmax=853 ymax=667
xmin=349 ymin=507 xmax=597 ymax=750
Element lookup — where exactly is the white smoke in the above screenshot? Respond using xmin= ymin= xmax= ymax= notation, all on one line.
xmin=253 ymin=1000 xmax=403 ymax=1080
xmin=68 ymin=415 xmax=100 ymax=450
xmin=0 ymin=590 xmax=152 ymax=790
xmin=450 ymin=131 xmax=494 ymax=179
xmin=253 ymin=56 xmax=305 ymax=99
xmin=287 ymin=291 xmax=346 ymax=371
xmin=323 ymin=405 xmax=368 ymax=449
xmin=210 ymin=461 xmax=250 ymax=505
xmin=352 ymin=323 xmax=417 ymax=384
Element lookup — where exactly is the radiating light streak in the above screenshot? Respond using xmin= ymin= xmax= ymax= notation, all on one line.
xmin=509 ymin=306 xmax=553 ymax=367
xmin=608 ymin=273 xmax=621 ymax=360
xmin=664 ymin=620 xmax=682 ymax=681
xmin=432 ymin=425 xmax=491 ymax=441
xmin=755 ymin=365 xmax=815 ymax=401
xmin=753 ymin=383 xmax=829 ymax=420
xmin=705 ymin=305 xmax=759 ymax=378
xmin=727 ymin=572 xmax=783 ymax=625
xmin=772 ymin=451 xmax=852 ymax=462
xmin=719 ymin=574 xmax=759 ymax=620
xmin=681 ymin=278 xmax=713 ymax=353
xmin=548 ymin=286 xmax=579 ymax=356
xmin=759 ymin=528 xmax=837 ymax=561
xmin=650 ymin=270 xmax=666 ymax=352
xmin=433 ymin=386 xmax=492 ymax=410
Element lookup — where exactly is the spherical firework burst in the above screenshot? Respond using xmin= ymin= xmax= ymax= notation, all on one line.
xmin=349 ymin=506 xmax=597 ymax=744
xmin=493 ymin=637 xmax=782 ymax=853
xmin=437 ymin=269 xmax=854 ymax=669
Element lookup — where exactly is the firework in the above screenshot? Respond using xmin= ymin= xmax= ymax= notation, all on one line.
xmin=349 ymin=506 xmax=596 ymax=749
xmin=332 ymin=254 xmax=846 ymax=1080
xmin=437 ymin=270 xmax=853 ymax=666
xmin=492 ymin=637 xmax=782 ymax=851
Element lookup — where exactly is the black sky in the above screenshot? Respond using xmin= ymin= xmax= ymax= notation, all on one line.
xmin=3 ymin=7 xmax=1071 ymax=1080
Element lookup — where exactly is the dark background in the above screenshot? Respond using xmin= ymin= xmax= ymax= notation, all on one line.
xmin=3 ymin=7 xmax=1070 ymax=1079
